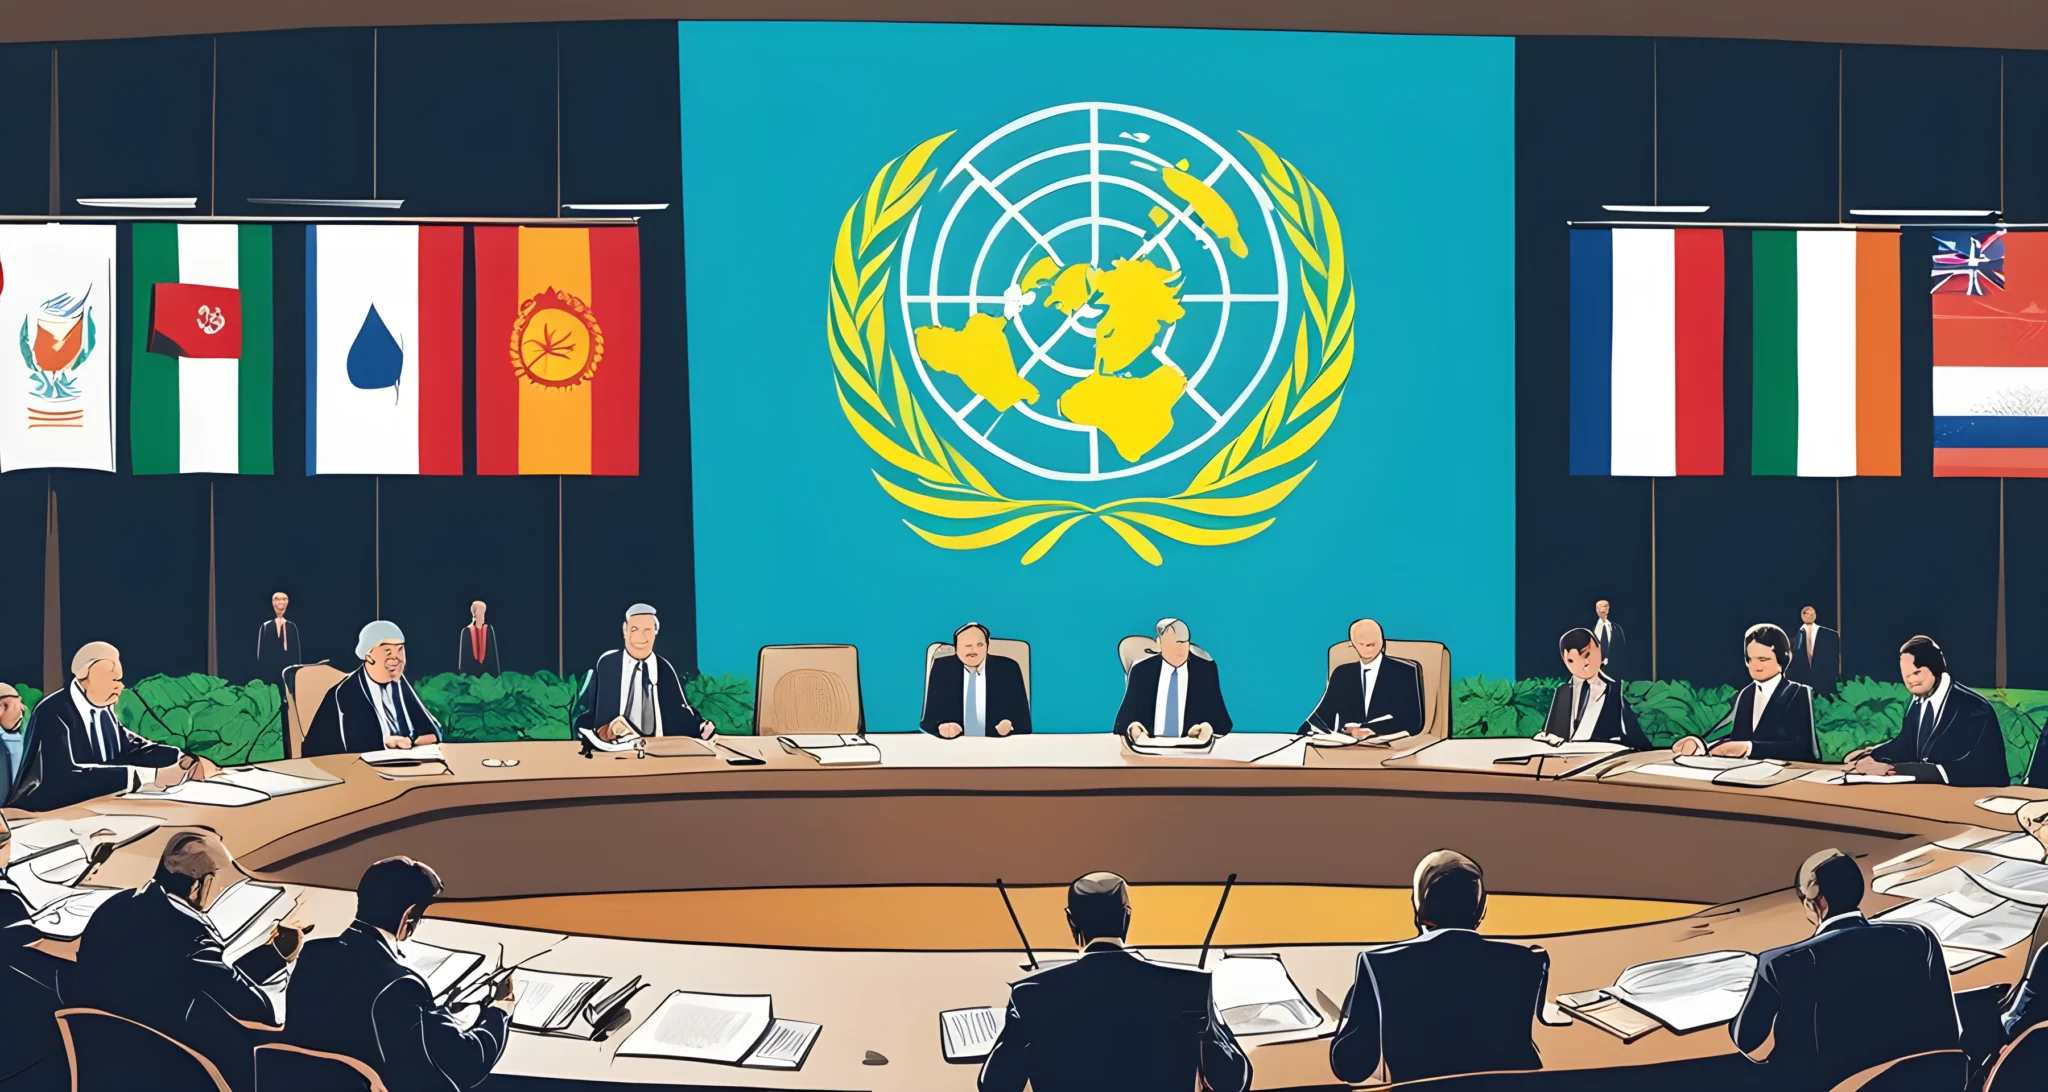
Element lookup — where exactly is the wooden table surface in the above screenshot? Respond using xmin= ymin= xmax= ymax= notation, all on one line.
xmin=16 ymin=732 xmax=2046 ymax=1089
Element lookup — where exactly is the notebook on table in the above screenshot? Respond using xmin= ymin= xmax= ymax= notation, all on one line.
xmin=615 ymin=991 xmax=821 ymax=1069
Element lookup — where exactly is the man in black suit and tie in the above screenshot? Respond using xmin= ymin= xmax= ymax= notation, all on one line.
xmin=1788 ymin=605 xmax=1841 ymax=695
xmin=1732 ymin=849 xmax=1961 ymax=1090
xmin=72 ymin=829 xmax=309 ymax=1091
xmin=1672 ymin=623 xmax=1816 ymax=762
xmin=9 ymin=641 xmax=218 ymax=811
xmin=978 ymin=872 xmax=1249 ymax=1092
xmin=1299 ymin=618 xmax=1424 ymax=738
xmin=1115 ymin=618 xmax=1231 ymax=742
xmin=1331 ymin=850 xmax=1548 ymax=1083
xmin=1535 ymin=628 xmax=1650 ymax=749
xmin=1842 ymin=635 xmax=2008 ymax=787
xmin=921 ymin=622 xmax=1031 ymax=738
xmin=1594 ymin=599 xmax=1626 ymax=679
xmin=255 ymin=591 xmax=302 ymax=685
xmin=573 ymin=604 xmax=715 ymax=742
xmin=302 ymin=622 xmax=443 ymax=757
xmin=286 ymin=857 xmax=514 ymax=1092
xmin=0 ymin=816 xmax=69 ymax=1091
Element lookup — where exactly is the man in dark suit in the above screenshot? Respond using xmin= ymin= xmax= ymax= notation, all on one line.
xmin=1535 ymin=628 xmax=1650 ymax=749
xmin=455 ymin=600 xmax=501 ymax=676
xmin=1732 ymin=849 xmax=1961 ymax=1090
xmin=255 ymin=591 xmax=302 ymax=686
xmin=1298 ymin=618 xmax=1424 ymax=738
xmin=9 ymin=641 xmax=217 ymax=812
xmin=573 ymin=604 xmax=715 ymax=741
xmin=1115 ymin=618 xmax=1231 ymax=742
xmin=71 ymin=829 xmax=308 ymax=1091
xmin=0 ymin=816 xmax=69 ymax=1091
xmin=1672 ymin=623 xmax=1816 ymax=762
xmin=978 ymin=871 xmax=1248 ymax=1092
xmin=286 ymin=857 xmax=514 ymax=1092
xmin=302 ymin=622 xmax=443 ymax=757
xmin=1594 ymin=599 xmax=1626 ymax=678
xmin=1331 ymin=850 xmax=1547 ymax=1083
xmin=1959 ymin=801 xmax=2048 ymax=1066
xmin=1842 ymin=635 xmax=2009 ymax=787
xmin=1789 ymin=605 xmax=1841 ymax=696
xmin=921 ymin=622 xmax=1030 ymax=738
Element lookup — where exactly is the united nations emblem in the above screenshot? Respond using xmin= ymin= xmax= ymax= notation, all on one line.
xmin=827 ymin=103 xmax=1352 ymax=564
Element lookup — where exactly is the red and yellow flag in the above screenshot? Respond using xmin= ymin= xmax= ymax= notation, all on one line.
xmin=475 ymin=226 xmax=640 ymax=474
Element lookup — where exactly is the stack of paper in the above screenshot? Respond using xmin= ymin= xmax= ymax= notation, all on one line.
xmin=778 ymin=735 xmax=881 ymax=767
xmin=1211 ymin=953 xmax=1320 ymax=1036
xmin=362 ymin=744 xmax=447 ymax=766
xmin=1632 ymin=757 xmax=1794 ymax=787
xmin=1126 ymin=733 xmax=1214 ymax=756
xmin=396 ymin=939 xmax=488 ymax=1004
xmin=119 ymin=780 xmax=272 ymax=806
xmin=510 ymin=969 xmax=644 ymax=1035
xmin=210 ymin=766 xmax=343 ymax=797
xmin=1564 ymin=950 xmax=1758 ymax=1035
xmin=616 ymin=991 xmax=820 ymax=1069
xmin=11 ymin=815 xmax=162 ymax=865
xmin=940 ymin=1006 xmax=1004 ymax=1063
xmin=1876 ymin=896 xmax=2043 ymax=952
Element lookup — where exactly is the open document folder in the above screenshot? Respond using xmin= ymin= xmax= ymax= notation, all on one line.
xmin=508 ymin=969 xmax=644 ymax=1036
xmin=778 ymin=734 xmax=881 ymax=766
xmin=119 ymin=766 xmax=342 ymax=806
xmin=616 ymin=991 xmax=820 ymax=1069
xmin=1559 ymin=950 xmax=1758 ymax=1038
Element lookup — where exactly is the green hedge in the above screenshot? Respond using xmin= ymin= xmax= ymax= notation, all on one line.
xmin=1452 ymin=675 xmax=2048 ymax=781
xmin=16 ymin=668 xmax=757 ymax=766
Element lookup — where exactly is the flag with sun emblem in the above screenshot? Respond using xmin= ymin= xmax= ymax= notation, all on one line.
xmin=475 ymin=226 xmax=641 ymax=474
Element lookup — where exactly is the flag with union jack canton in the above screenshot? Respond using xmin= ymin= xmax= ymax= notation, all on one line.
xmin=1932 ymin=230 xmax=2005 ymax=295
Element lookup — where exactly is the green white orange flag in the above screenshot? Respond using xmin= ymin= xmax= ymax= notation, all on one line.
xmin=1750 ymin=230 xmax=1900 ymax=477
xmin=130 ymin=223 xmax=274 ymax=474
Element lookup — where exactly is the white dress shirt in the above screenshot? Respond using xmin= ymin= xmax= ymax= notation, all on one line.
xmin=617 ymin=652 xmax=662 ymax=735
xmin=1596 ymin=619 xmax=1612 ymax=647
xmin=1801 ymin=622 xmax=1819 ymax=663
xmin=1813 ymin=910 xmax=1864 ymax=936
xmin=1907 ymin=673 xmax=1953 ymax=751
xmin=1751 ymin=673 xmax=1783 ymax=730
xmin=1152 ymin=658 xmax=1190 ymax=734
xmin=962 ymin=664 xmax=987 ymax=735
xmin=1568 ymin=675 xmax=1610 ymax=741
xmin=69 ymin=682 xmax=148 ymax=790
xmin=1356 ymin=654 xmax=1383 ymax=726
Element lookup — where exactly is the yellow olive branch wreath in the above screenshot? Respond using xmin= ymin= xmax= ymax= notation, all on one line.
xmin=826 ymin=130 xmax=1351 ymax=566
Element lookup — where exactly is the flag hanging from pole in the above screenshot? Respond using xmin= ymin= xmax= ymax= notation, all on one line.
xmin=1932 ymin=229 xmax=2048 ymax=476
xmin=1750 ymin=229 xmax=1901 ymax=477
xmin=1569 ymin=227 xmax=1724 ymax=476
xmin=131 ymin=223 xmax=274 ymax=474
xmin=0 ymin=225 xmax=117 ymax=472
xmin=474 ymin=225 xmax=641 ymax=474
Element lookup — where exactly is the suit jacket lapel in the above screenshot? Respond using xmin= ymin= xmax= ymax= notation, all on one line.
xmin=1920 ymin=687 xmax=1962 ymax=753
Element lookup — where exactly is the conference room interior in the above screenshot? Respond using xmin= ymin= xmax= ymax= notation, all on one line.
xmin=8 ymin=9 xmax=2048 ymax=1092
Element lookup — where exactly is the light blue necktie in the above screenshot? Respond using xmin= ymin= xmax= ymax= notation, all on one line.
xmin=1162 ymin=667 xmax=1182 ymax=737
xmin=965 ymin=669 xmax=985 ymax=736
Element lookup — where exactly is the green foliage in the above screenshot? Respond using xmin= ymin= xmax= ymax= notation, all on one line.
xmin=1622 ymin=678 xmax=1737 ymax=746
xmin=413 ymin=671 xmax=581 ymax=743
xmin=114 ymin=674 xmax=284 ymax=765
xmin=1449 ymin=676 xmax=1552 ymax=738
xmin=683 ymin=672 xmax=755 ymax=735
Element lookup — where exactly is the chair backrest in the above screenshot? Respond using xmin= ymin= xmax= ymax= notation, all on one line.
xmin=1828 ymin=1049 xmax=1969 ymax=1092
xmin=924 ymin=639 xmax=1033 ymax=700
xmin=55 ymin=1007 xmax=231 ymax=1092
xmin=1326 ymin=638 xmax=1454 ymax=738
xmin=283 ymin=662 xmax=347 ymax=759
xmin=254 ymin=1043 xmax=387 ymax=1092
xmin=1116 ymin=635 xmax=1213 ymax=674
xmin=1987 ymin=1020 xmax=2048 ymax=1092
xmin=755 ymin=645 xmax=862 ymax=735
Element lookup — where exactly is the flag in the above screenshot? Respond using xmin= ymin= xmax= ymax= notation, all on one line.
xmin=1933 ymin=229 xmax=2048 ymax=476
xmin=474 ymin=226 xmax=640 ymax=474
xmin=305 ymin=224 xmax=463 ymax=475
xmin=131 ymin=223 xmax=273 ymax=474
xmin=1750 ymin=230 xmax=1901 ymax=477
xmin=0 ymin=225 xmax=116 ymax=472
xmin=1570 ymin=227 xmax=1724 ymax=476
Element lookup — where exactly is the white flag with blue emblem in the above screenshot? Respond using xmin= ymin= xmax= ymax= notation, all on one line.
xmin=0 ymin=225 xmax=117 ymax=472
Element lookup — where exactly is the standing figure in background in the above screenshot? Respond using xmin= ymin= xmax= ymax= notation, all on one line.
xmin=457 ymin=600 xmax=501 ymax=676
xmin=1790 ymin=605 xmax=1840 ymax=696
xmin=255 ymin=590 xmax=302 ymax=685
xmin=1593 ymin=599 xmax=1626 ymax=679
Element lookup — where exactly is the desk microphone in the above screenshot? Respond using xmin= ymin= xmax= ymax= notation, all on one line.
xmin=994 ymin=878 xmax=1038 ymax=970
xmin=1197 ymin=873 xmax=1238 ymax=970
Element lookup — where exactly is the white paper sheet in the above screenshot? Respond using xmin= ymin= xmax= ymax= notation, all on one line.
xmin=1603 ymin=950 xmax=1759 ymax=1033
xmin=1211 ymin=953 xmax=1319 ymax=1035
xmin=1978 ymin=796 xmax=2037 ymax=816
xmin=1945 ymin=947 xmax=2003 ymax=973
xmin=940 ymin=1006 xmax=1004 ymax=1062
xmin=207 ymin=766 xmax=341 ymax=797
xmin=361 ymin=744 xmax=445 ymax=765
xmin=1877 ymin=898 xmax=2042 ymax=951
xmin=616 ymin=991 xmax=773 ymax=1065
xmin=742 ymin=1019 xmax=820 ymax=1068
xmin=1630 ymin=763 xmax=1724 ymax=783
xmin=119 ymin=779 xmax=272 ymax=807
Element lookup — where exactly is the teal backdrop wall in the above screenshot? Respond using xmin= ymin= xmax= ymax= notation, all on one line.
xmin=682 ymin=21 xmax=1516 ymax=732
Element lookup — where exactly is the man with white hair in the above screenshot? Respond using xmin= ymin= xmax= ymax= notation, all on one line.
xmin=302 ymin=621 xmax=443 ymax=757
xmin=9 ymin=641 xmax=213 ymax=811
xmin=1113 ymin=618 xmax=1232 ymax=742
xmin=573 ymin=604 xmax=716 ymax=741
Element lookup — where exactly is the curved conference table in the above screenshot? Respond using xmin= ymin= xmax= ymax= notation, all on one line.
xmin=16 ymin=730 xmax=2046 ymax=1090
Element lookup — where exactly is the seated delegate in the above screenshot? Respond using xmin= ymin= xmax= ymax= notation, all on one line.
xmin=1330 ymin=850 xmax=1547 ymax=1083
xmin=921 ymin=622 xmax=1031 ymax=738
xmin=9 ymin=641 xmax=218 ymax=812
xmin=1843 ymin=635 xmax=2008 ymax=786
xmin=1535 ymin=627 xmax=1649 ymax=748
xmin=1297 ymin=618 xmax=1423 ymax=738
xmin=1671 ymin=623 xmax=1815 ymax=762
xmin=1114 ymin=618 xmax=1232 ymax=743
xmin=573 ymin=604 xmax=716 ymax=741
xmin=302 ymin=621 xmax=443 ymax=757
